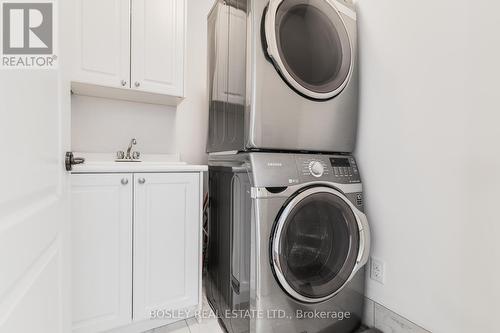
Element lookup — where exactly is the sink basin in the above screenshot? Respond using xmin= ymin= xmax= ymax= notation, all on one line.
xmin=69 ymin=152 xmax=199 ymax=173
xmin=74 ymin=152 xmax=186 ymax=165
xmin=115 ymin=159 xmax=143 ymax=163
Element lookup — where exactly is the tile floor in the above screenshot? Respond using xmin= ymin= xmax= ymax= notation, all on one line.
xmin=146 ymin=295 xmax=395 ymax=333
xmin=147 ymin=317 xmax=224 ymax=333
xmin=144 ymin=295 xmax=224 ymax=333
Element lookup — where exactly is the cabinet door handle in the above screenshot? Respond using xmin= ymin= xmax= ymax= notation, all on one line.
xmin=134 ymin=82 xmax=141 ymax=88
xmin=121 ymin=178 xmax=129 ymax=185
xmin=138 ymin=178 xmax=146 ymax=184
xmin=121 ymin=80 xmax=127 ymax=87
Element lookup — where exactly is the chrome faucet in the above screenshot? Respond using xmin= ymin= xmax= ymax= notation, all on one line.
xmin=126 ymin=138 xmax=137 ymax=159
xmin=116 ymin=138 xmax=141 ymax=161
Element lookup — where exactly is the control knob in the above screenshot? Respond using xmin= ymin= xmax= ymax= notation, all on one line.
xmin=309 ymin=161 xmax=324 ymax=178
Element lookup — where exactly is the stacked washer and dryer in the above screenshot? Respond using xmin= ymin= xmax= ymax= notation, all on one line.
xmin=206 ymin=1 xmax=371 ymax=333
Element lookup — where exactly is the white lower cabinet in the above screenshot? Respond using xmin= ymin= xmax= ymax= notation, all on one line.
xmin=71 ymin=174 xmax=133 ymax=333
xmin=133 ymin=173 xmax=200 ymax=321
xmin=71 ymin=172 xmax=202 ymax=333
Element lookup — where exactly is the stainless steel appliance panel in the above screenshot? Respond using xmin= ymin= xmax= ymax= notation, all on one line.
xmin=207 ymin=0 xmax=359 ymax=153
xmin=208 ymin=152 xmax=369 ymax=333
xmin=207 ymin=0 xmax=247 ymax=153
xmin=249 ymin=0 xmax=359 ymax=152
xmin=207 ymin=164 xmax=252 ymax=333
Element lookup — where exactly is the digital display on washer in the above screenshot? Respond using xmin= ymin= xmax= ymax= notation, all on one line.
xmin=330 ymin=158 xmax=350 ymax=167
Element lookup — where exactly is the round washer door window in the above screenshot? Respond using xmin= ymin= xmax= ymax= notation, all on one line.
xmin=271 ymin=187 xmax=360 ymax=303
xmin=264 ymin=0 xmax=352 ymax=100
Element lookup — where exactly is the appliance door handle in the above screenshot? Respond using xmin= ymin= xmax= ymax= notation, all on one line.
xmin=356 ymin=212 xmax=371 ymax=266
xmin=231 ymin=275 xmax=240 ymax=295
xmin=229 ymin=175 xmax=241 ymax=295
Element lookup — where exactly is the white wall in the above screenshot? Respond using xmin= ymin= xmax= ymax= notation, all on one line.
xmin=356 ymin=1 xmax=500 ymax=332
xmin=72 ymin=96 xmax=177 ymax=154
xmin=71 ymin=0 xmax=214 ymax=165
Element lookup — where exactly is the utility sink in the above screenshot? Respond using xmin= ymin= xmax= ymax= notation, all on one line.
xmin=73 ymin=152 xmax=185 ymax=164
xmin=69 ymin=152 xmax=200 ymax=173
xmin=115 ymin=159 xmax=143 ymax=163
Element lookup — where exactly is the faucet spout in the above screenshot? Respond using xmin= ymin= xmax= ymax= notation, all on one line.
xmin=126 ymin=138 xmax=137 ymax=159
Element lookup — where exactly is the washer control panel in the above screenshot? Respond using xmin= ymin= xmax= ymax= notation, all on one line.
xmin=330 ymin=156 xmax=359 ymax=180
xmin=296 ymin=154 xmax=360 ymax=184
xmin=248 ymin=153 xmax=361 ymax=188
xmin=297 ymin=157 xmax=330 ymax=178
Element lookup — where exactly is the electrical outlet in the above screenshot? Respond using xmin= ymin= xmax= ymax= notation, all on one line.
xmin=370 ymin=257 xmax=385 ymax=284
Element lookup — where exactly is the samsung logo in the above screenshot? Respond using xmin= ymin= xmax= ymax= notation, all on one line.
xmin=266 ymin=162 xmax=283 ymax=167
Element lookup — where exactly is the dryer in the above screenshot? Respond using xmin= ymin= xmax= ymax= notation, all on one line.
xmin=207 ymin=152 xmax=370 ymax=333
xmin=207 ymin=0 xmax=359 ymax=153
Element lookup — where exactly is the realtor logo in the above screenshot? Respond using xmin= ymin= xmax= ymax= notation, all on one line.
xmin=3 ymin=2 xmax=53 ymax=54
xmin=1 ymin=1 xmax=56 ymax=68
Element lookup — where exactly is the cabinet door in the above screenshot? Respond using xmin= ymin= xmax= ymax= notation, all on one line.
xmin=131 ymin=0 xmax=185 ymax=97
xmin=133 ymin=173 xmax=200 ymax=321
xmin=71 ymin=174 xmax=133 ymax=333
xmin=73 ymin=0 xmax=130 ymax=88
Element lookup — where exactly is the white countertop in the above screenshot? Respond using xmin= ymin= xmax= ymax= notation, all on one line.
xmin=70 ymin=152 xmax=208 ymax=173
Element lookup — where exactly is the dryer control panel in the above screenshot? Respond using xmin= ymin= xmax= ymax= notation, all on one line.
xmin=295 ymin=154 xmax=361 ymax=184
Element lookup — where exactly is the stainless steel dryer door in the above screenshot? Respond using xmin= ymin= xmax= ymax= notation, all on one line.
xmin=271 ymin=187 xmax=361 ymax=303
xmin=264 ymin=0 xmax=353 ymax=100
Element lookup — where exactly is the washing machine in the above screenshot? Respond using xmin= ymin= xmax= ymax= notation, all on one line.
xmin=206 ymin=152 xmax=370 ymax=333
xmin=207 ymin=0 xmax=359 ymax=153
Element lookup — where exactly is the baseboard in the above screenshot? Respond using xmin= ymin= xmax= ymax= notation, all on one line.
xmin=363 ymin=298 xmax=432 ymax=333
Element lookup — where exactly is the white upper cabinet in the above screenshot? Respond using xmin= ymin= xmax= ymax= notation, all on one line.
xmin=131 ymin=0 xmax=185 ymax=97
xmin=133 ymin=173 xmax=200 ymax=322
xmin=73 ymin=0 xmax=130 ymax=89
xmin=72 ymin=0 xmax=186 ymax=105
